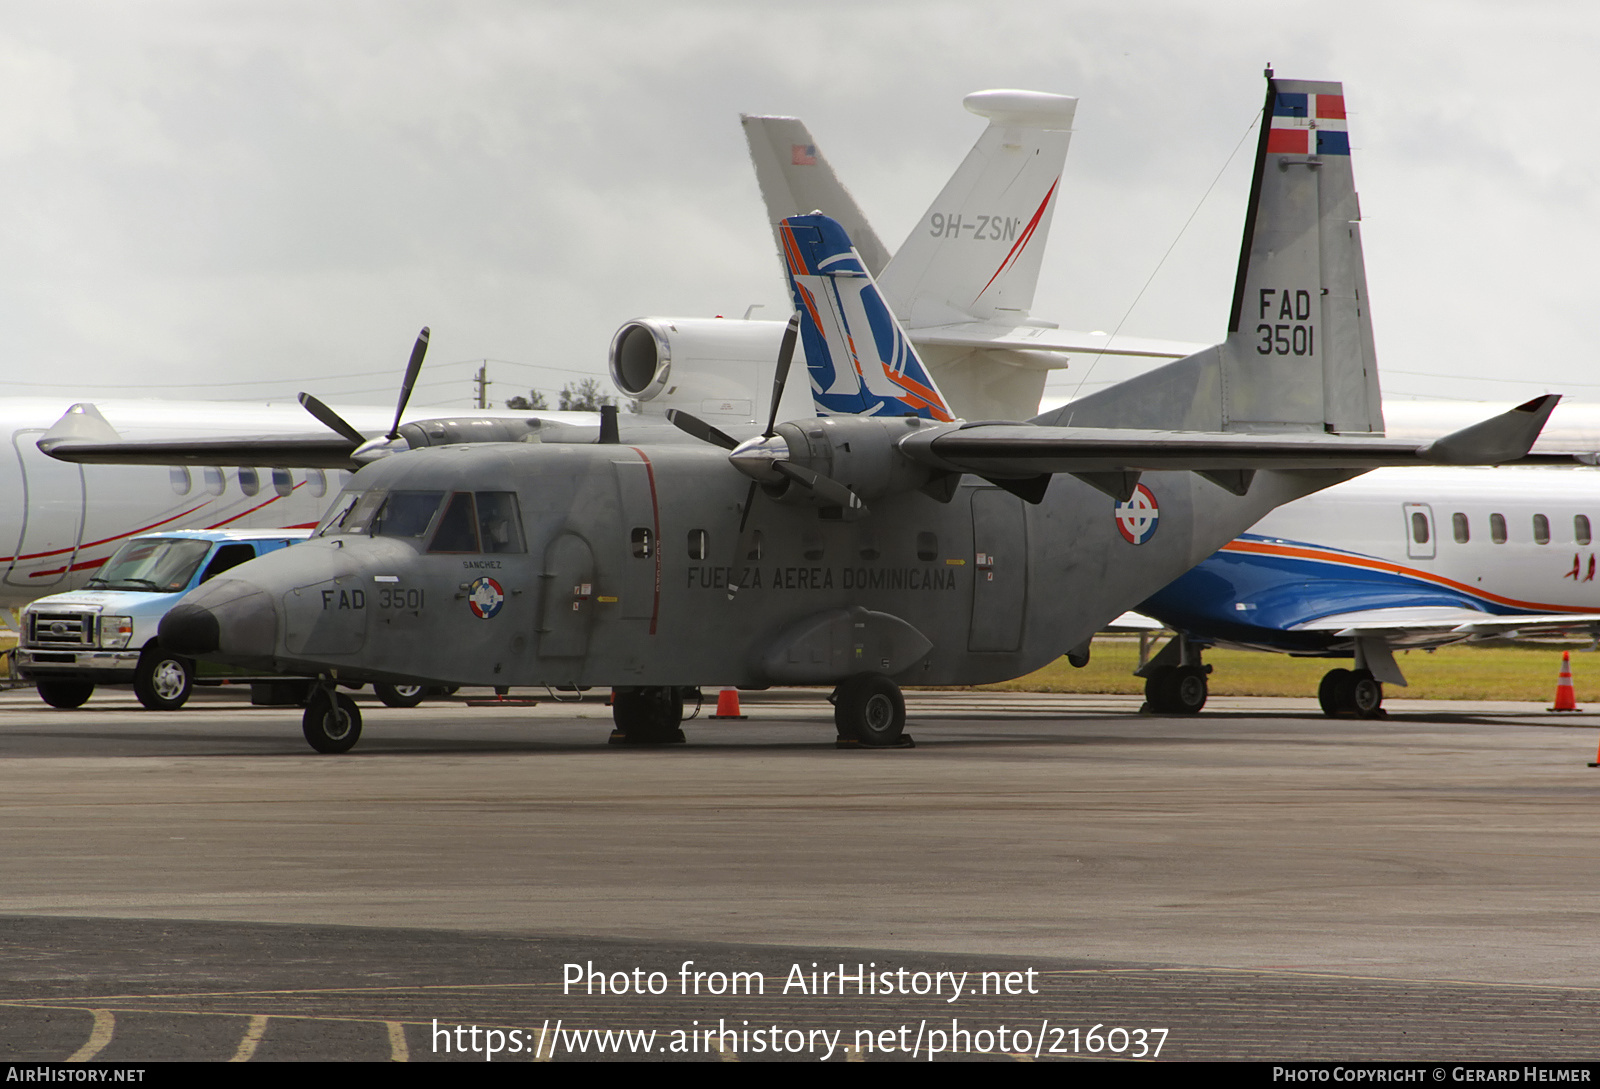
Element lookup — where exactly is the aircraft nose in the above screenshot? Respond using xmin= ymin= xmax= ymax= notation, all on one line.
xmin=159 ymin=578 xmax=278 ymax=662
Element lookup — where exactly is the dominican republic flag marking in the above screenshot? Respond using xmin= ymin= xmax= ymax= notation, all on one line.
xmin=1267 ymin=90 xmax=1349 ymax=156
xmin=1115 ymin=484 xmax=1160 ymax=545
xmin=792 ymin=144 xmax=816 ymax=166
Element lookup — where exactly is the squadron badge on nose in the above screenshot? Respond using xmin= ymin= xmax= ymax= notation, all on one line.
xmin=467 ymin=577 xmax=505 ymax=619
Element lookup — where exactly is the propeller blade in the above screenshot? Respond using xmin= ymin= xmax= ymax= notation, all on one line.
xmin=667 ymin=410 xmax=740 ymax=451
xmin=762 ymin=314 xmax=800 ymax=438
xmin=774 ymin=461 xmax=868 ymax=515
xmin=298 ymin=392 xmax=368 ymax=445
xmin=387 ymin=326 xmax=430 ymax=441
xmin=728 ymin=481 xmax=762 ymax=600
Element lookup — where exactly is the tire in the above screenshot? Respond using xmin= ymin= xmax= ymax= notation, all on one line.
xmin=1318 ymin=668 xmax=1353 ymax=717
xmin=833 ymin=674 xmax=906 ymax=746
xmin=1143 ymin=667 xmax=1177 ymax=714
xmin=1348 ymin=670 xmax=1384 ymax=719
xmin=1170 ymin=665 xmax=1208 ymax=714
xmin=134 ymin=648 xmax=193 ymax=711
xmin=37 ymin=680 xmax=94 ymax=709
xmin=611 ymin=686 xmax=684 ymax=743
xmin=302 ymin=691 xmax=362 ymax=754
xmin=374 ymin=683 xmax=426 ymax=709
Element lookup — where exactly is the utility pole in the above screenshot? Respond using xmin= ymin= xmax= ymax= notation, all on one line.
xmin=474 ymin=363 xmax=491 ymax=409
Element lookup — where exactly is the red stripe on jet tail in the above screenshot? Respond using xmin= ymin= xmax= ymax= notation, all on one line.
xmin=974 ymin=177 xmax=1060 ymax=302
xmin=627 ymin=448 xmax=663 ymax=635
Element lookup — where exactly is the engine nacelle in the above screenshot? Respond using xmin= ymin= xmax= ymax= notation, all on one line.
xmin=609 ymin=317 xmax=791 ymax=428
xmin=767 ymin=416 xmax=946 ymax=507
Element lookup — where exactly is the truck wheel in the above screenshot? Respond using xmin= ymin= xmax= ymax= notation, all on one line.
xmin=302 ymin=691 xmax=362 ymax=754
xmin=134 ymin=648 xmax=194 ymax=711
xmin=37 ymin=680 xmax=94 ymax=709
xmin=373 ymin=683 xmax=426 ymax=708
xmin=833 ymin=674 xmax=906 ymax=746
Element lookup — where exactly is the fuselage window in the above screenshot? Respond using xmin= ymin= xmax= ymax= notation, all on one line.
xmin=238 ymin=467 xmax=260 ymax=497
xmin=803 ymin=531 xmax=824 ymax=562
xmin=916 ymin=531 xmax=938 ymax=562
xmin=1410 ymin=512 xmax=1430 ymax=545
xmin=169 ymin=466 xmax=192 ymax=496
xmin=1533 ymin=514 xmax=1550 ymax=545
xmin=745 ymin=530 xmax=763 ymax=562
xmin=272 ymin=468 xmax=294 ymax=498
xmin=1578 ymin=515 xmax=1592 ymax=546
xmin=306 ymin=469 xmax=328 ymax=498
xmin=1452 ymin=513 xmax=1469 ymax=543
xmin=688 ymin=529 xmax=708 ymax=561
xmin=631 ymin=528 xmax=653 ymax=558
xmin=371 ymin=491 xmax=444 ymax=539
xmin=203 ymin=467 xmax=225 ymax=496
xmin=428 ymin=492 xmax=480 ymax=553
xmin=476 ymin=492 xmax=526 ymax=553
xmin=1490 ymin=513 xmax=1507 ymax=544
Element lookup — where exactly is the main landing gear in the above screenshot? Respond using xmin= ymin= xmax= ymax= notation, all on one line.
xmin=1317 ymin=668 xmax=1384 ymax=718
xmin=831 ymin=673 xmax=911 ymax=747
xmin=1139 ymin=634 xmax=1210 ymax=715
xmin=610 ymin=686 xmax=688 ymax=744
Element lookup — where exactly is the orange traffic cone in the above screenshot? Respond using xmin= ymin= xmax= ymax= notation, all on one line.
xmin=710 ymin=688 xmax=747 ymax=720
xmin=1550 ymin=650 xmax=1581 ymax=712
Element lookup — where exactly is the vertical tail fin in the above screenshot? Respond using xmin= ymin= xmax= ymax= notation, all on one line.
xmin=878 ymin=90 xmax=1076 ymax=329
xmin=780 ymin=214 xmax=955 ymax=421
xmin=743 ymin=114 xmax=892 ymax=277
xmin=1043 ymin=75 xmax=1384 ymax=436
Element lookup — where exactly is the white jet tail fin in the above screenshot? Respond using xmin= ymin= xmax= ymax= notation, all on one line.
xmin=742 ymin=114 xmax=891 ymax=277
xmin=1046 ymin=75 xmax=1384 ymax=436
xmin=877 ymin=90 xmax=1076 ymax=329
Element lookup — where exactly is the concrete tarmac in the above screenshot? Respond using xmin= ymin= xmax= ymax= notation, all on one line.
xmin=2 ymin=684 xmax=1599 ymax=1062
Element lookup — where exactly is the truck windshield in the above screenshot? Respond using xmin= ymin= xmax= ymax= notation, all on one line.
xmin=87 ymin=538 xmax=214 ymax=593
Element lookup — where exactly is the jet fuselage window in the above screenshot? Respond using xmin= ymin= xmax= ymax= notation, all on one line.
xmin=1452 ymin=513 xmax=1469 ymax=544
xmin=1533 ymin=514 xmax=1550 ymax=545
xmin=1490 ymin=513 xmax=1508 ymax=544
xmin=170 ymin=466 xmax=191 ymax=496
xmin=371 ymin=492 xmax=444 ymax=539
xmin=1410 ymin=512 xmax=1430 ymax=545
xmin=307 ymin=469 xmax=328 ymax=498
xmin=1578 ymin=516 xmax=1593 ymax=546
xmin=238 ymin=467 xmax=260 ymax=497
xmin=272 ymin=468 xmax=294 ymax=498
xmin=203 ymin=467 xmax=225 ymax=496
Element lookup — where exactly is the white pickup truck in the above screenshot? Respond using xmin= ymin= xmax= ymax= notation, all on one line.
xmin=15 ymin=529 xmax=311 ymax=710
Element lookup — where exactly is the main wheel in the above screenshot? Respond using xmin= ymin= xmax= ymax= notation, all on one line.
xmin=302 ymin=691 xmax=362 ymax=754
xmin=1318 ymin=668 xmax=1353 ymax=717
xmin=37 ymin=680 xmax=93 ymax=709
xmin=134 ymin=647 xmax=193 ymax=711
xmin=1170 ymin=665 xmax=1208 ymax=714
xmin=833 ymin=674 xmax=906 ymax=746
xmin=373 ymin=683 xmax=426 ymax=708
xmin=1143 ymin=666 xmax=1177 ymax=713
xmin=1348 ymin=669 xmax=1384 ymax=719
xmin=611 ymin=686 xmax=684 ymax=743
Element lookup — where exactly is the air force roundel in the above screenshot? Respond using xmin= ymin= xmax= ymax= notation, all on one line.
xmin=467 ymin=576 xmax=505 ymax=619
xmin=1114 ymin=484 xmax=1160 ymax=545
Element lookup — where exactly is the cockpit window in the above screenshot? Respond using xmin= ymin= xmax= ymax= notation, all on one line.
xmin=316 ymin=489 xmax=386 ymax=537
xmin=428 ymin=493 xmax=480 ymax=553
xmin=427 ymin=491 xmax=525 ymax=554
xmin=87 ymin=538 xmax=214 ymax=593
xmin=371 ymin=492 xmax=444 ymax=539
xmin=476 ymin=492 xmax=525 ymax=553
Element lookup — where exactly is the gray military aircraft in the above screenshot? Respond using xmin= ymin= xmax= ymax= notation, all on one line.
xmin=45 ymin=76 xmax=1557 ymax=754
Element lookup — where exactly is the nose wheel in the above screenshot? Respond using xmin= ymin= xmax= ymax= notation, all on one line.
xmin=303 ymin=690 xmax=363 ymax=753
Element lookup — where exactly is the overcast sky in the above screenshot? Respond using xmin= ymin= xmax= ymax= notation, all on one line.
xmin=1 ymin=1 xmax=1595 ymax=410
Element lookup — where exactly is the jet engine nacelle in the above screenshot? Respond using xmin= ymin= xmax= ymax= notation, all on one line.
xmin=766 ymin=416 xmax=944 ymax=507
xmin=609 ymin=317 xmax=791 ymax=428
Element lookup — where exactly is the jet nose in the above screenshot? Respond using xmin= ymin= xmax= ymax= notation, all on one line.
xmin=158 ymin=578 xmax=279 ymax=663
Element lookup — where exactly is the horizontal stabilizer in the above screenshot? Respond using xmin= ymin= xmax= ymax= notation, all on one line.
xmin=40 ymin=434 xmax=362 ymax=469
xmin=1421 ymin=395 xmax=1561 ymax=464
